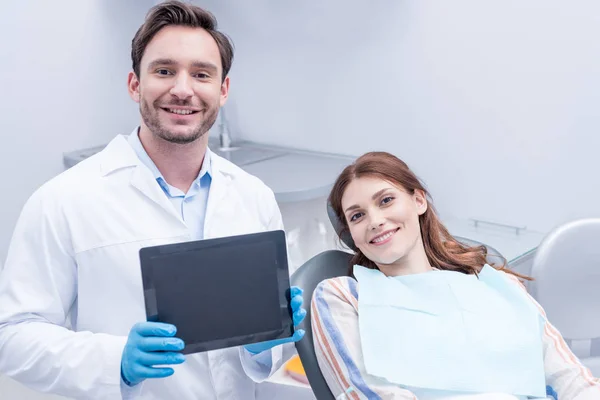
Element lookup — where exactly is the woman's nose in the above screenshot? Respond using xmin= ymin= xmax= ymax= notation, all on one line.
xmin=368 ymin=211 xmax=386 ymax=230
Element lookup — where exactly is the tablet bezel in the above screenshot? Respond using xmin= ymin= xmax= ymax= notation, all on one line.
xmin=139 ymin=229 xmax=293 ymax=354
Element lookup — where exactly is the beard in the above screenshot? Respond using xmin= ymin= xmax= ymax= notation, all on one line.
xmin=140 ymin=97 xmax=219 ymax=145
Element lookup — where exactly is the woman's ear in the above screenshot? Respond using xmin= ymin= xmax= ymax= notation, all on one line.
xmin=414 ymin=189 xmax=428 ymax=215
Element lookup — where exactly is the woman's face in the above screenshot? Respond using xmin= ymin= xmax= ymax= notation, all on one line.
xmin=341 ymin=176 xmax=428 ymax=267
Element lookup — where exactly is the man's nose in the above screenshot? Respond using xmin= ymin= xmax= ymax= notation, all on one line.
xmin=170 ymin=74 xmax=194 ymax=99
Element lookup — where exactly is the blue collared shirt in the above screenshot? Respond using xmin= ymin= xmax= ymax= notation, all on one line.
xmin=128 ymin=129 xmax=212 ymax=240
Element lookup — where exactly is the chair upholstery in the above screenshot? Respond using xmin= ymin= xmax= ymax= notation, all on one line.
xmin=529 ymin=218 xmax=600 ymax=373
xmin=291 ymin=250 xmax=352 ymax=400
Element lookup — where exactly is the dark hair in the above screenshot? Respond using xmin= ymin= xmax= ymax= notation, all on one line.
xmin=131 ymin=0 xmax=234 ymax=82
xmin=329 ymin=151 xmax=532 ymax=280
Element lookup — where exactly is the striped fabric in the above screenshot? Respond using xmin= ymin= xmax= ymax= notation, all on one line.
xmin=311 ymin=273 xmax=600 ymax=400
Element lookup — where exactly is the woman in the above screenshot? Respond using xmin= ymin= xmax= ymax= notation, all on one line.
xmin=312 ymin=152 xmax=599 ymax=400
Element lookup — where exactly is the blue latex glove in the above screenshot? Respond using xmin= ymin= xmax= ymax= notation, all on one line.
xmin=546 ymin=385 xmax=558 ymax=400
xmin=121 ymin=322 xmax=186 ymax=387
xmin=244 ymin=286 xmax=306 ymax=354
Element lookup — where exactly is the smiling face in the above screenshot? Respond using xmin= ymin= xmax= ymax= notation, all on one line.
xmin=341 ymin=176 xmax=428 ymax=271
xmin=127 ymin=25 xmax=229 ymax=144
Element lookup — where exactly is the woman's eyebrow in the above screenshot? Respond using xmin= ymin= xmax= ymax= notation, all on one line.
xmin=344 ymin=188 xmax=394 ymax=213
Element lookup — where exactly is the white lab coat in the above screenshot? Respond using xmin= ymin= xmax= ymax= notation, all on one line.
xmin=0 ymin=134 xmax=296 ymax=400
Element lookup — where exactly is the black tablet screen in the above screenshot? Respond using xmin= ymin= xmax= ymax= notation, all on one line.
xmin=151 ymin=241 xmax=281 ymax=341
xmin=140 ymin=230 xmax=292 ymax=354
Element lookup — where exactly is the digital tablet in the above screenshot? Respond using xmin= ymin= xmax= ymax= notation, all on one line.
xmin=139 ymin=230 xmax=293 ymax=354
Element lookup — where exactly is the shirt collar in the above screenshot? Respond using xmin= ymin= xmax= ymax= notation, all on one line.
xmin=127 ymin=127 xmax=212 ymax=185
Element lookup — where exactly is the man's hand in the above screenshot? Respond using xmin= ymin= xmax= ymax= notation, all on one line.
xmin=121 ymin=322 xmax=186 ymax=386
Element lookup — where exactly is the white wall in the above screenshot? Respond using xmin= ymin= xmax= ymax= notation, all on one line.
xmin=0 ymin=1 xmax=151 ymax=398
xmin=203 ymin=0 xmax=600 ymax=234
xmin=0 ymin=0 xmax=151 ymax=264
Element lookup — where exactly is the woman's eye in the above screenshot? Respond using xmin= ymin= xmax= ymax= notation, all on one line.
xmin=350 ymin=212 xmax=363 ymax=222
xmin=381 ymin=196 xmax=394 ymax=205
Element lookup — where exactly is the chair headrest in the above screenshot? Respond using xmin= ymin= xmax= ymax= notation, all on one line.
xmin=327 ymin=201 xmax=356 ymax=250
xmin=530 ymin=218 xmax=600 ymax=341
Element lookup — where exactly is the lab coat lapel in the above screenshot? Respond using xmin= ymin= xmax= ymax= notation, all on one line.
xmin=129 ymin=165 xmax=183 ymax=222
xmin=99 ymin=134 xmax=183 ymax=223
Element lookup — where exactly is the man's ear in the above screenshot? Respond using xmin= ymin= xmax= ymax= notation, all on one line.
xmin=127 ymin=71 xmax=141 ymax=103
xmin=219 ymin=75 xmax=230 ymax=107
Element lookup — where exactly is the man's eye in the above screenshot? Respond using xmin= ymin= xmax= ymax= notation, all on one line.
xmin=156 ymin=69 xmax=172 ymax=75
xmin=194 ymin=73 xmax=209 ymax=79
xmin=350 ymin=212 xmax=363 ymax=222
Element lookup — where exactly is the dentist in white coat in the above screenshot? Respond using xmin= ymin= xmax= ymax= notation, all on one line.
xmin=0 ymin=1 xmax=306 ymax=399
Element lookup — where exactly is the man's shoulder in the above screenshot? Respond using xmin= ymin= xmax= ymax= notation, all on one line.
xmin=32 ymin=136 xmax=126 ymax=205
xmin=210 ymin=150 xmax=274 ymax=196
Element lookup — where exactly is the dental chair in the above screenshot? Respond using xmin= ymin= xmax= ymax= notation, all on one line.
xmin=528 ymin=218 xmax=600 ymax=376
xmin=291 ymin=204 xmax=508 ymax=399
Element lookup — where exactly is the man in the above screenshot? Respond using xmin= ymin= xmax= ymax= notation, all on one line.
xmin=0 ymin=1 xmax=305 ymax=399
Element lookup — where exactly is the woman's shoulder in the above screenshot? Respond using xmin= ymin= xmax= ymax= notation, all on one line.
xmin=493 ymin=266 xmax=529 ymax=291
xmin=313 ymin=276 xmax=360 ymax=304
